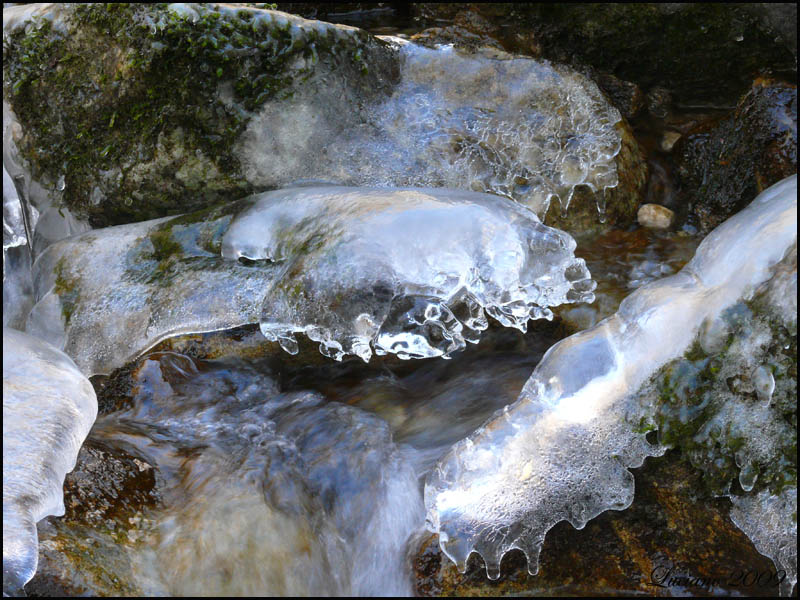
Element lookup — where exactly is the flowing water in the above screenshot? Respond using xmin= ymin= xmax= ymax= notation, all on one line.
xmin=69 ymin=228 xmax=702 ymax=596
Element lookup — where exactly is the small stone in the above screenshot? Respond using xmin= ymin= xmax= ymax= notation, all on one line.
xmin=637 ymin=203 xmax=674 ymax=229
xmin=660 ymin=130 xmax=682 ymax=152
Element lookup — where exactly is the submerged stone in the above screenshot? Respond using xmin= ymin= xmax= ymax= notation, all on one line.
xmin=424 ymin=175 xmax=796 ymax=587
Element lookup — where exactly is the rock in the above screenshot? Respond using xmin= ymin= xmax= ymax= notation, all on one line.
xmin=659 ymin=130 xmax=681 ymax=153
xmin=409 ymin=3 xmax=797 ymax=107
xmin=638 ymin=203 xmax=675 ymax=229
xmin=595 ymin=72 xmax=645 ymax=120
xmin=24 ymin=439 xmax=159 ymax=597
xmin=676 ymin=78 xmax=797 ymax=232
xmin=4 ymin=4 xmax=643 ymax=233
xmin=2 ymin=3 xmax=398 ymax=227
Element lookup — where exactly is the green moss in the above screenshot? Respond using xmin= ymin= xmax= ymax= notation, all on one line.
xmin=3 ymin=4 xmax=392 ymax=227
xmin=54 ymin=256 xmax=81 ymax=325
xmin=643 ymin=296 xmax=797 ymax=498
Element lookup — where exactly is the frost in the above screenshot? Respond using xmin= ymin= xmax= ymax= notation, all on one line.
xmin=222 ymin=186 xmax=595 ymax=362
xmin=730 ymin=487 xmax=797 ymax=597
xmin=237 ymin=42 xmax=622 ymax=219
xmin=424 ymin=175 xmax=796 ymax=580
xmin=2 ymin=327 xmax=97 ymax=595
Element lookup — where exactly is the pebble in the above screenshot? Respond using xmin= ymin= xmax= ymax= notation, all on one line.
xmin=637 ymin=203 xmax=675 ymax=229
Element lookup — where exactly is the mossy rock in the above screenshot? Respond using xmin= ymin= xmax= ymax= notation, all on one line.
xmin=675 ymin=79 xmax=797 ymax=233
xmin=3 ymin=3 xmax=397 ymax=227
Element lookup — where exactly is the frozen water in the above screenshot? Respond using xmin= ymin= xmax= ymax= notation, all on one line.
xmin=730 ymin=487 xmax=797 ymax=597
xmin=3 ymin=164 xmax=33 ymax=329
xmin=28 ymin=186 xmax=592 ymax=375
xmin=238 ymin=42 xmax=622 ymax=219
xmin=3 ymin=327 xmax=97 ymax=595
xmin=26 ymin=203 xmax=278 ymax=376
xmin=222 ymin=186 xmax=595 ymax=362
xmin=425 ymin=175 xmax=797 ymax=579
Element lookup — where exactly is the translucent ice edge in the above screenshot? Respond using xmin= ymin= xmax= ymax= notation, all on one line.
xmin=221 ymin=186 xmax=596 ymax=363
xmin=424 ymin=175 xmax=797 ymax=580
xmin=3 ymin=327 xmax=97 ymax=595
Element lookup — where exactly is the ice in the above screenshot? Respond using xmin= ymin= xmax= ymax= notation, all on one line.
xmin=3 ymin=165 xmax=33 ymax=329
xmin=2 ymin=327 xmax=97 ymax=595
xmin=26 ymin=204 xmax=278 ymax=376
xmin=424 ymin=175 xmax=796 ymax=579
xmin=27 ymin=186 xmax=591 ymax=375
xmin=238 ymin=42 xmax=622 ymax=219
xmin=730 ymin=487 xmax=797 ymax=597
xmin=222 ymin=186 xmax=595 ymax=362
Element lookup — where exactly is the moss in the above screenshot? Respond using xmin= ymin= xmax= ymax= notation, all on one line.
xmin=643 ymin=295 xmax=797 ymax=498
xmin=53 ymin=256 xmax=81 ymax=325
xmin=3 ymin=4 xmax=393 ymax=227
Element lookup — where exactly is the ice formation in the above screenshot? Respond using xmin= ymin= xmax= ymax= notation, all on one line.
xmin=27 ymin=203 xmax=278 ymax=376
xmin=425 ymin=175 xmax=797 ymax=580
xmin=237 ymin=41 xmax=622 ymax=218
xmin=3 ymin=164 xmax=33 ymax=329
xmin=93 ymin=356 xmax=424 ymax=596
xmin=222 ymin=186 xmax=595 ymax=362
xmin=3 ymin=327 xmax=97 ymax=595
xmin=730 ymin=488 xmax=797 ymax=597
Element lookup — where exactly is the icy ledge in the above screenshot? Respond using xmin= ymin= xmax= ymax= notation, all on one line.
xmin=425 ymin=175 xmax=797 ymax=581
xmin=2 ymin=327 xmax=97 ymax=595
xmin=222 ymin=186 xmax=595 ymax=362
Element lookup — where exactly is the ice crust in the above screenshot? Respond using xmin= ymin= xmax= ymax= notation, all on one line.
xmin=222 ymin=186 xmax=595 ymax=362
xmin=424 ymin=175 xmax=797 ymax=579
xmin=238 ymin=41 xmax=622 ymax=218
xmin=27 ymin=206 xmax=278 ymax=376
xmin=730 ymin=488 xmax=797 ymax=597
xmin=2 ymin=327 xmax=97 ymax=595
xmin=3 ymin=164 xmax=33 ymax=329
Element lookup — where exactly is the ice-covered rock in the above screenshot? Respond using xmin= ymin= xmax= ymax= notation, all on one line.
xmin=2 ymin=327 xmax=97 ymax=595
xmin=3 ymin=4 xmax=638 ymax=230
xmin=240 ymin=42 xmax=626 ymax=221
xmin=28 ymin=186 xmax=593 ymax=374
xmin=26 ymin=200 xmax=278 ymax=376
xmin=425 ymin=175 xmax=796 ymax=581
xmin=222 ymin=186 xmax=595 ymax=362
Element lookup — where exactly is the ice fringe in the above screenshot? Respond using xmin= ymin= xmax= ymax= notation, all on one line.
xmin=222 ymin=186 xmax=596 ymax=362
xmin=424 ymin=175 xmax=797 ymax=582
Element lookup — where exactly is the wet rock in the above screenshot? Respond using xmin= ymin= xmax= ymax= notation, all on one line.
xmin=409 ymin=3 xmax=797 ymax=107
xmin=414 ymin=451 xmax=786 ymax=596
xmin=676 ymin=79 xmax=797 ymax=232
xmin=2 ymin=3 xmax=398 ymax=227
xmin=638 ymin=203 xmax=675 ymax=229
xmin=409 ymin=25 xmax=504 ymax=51
xmin=24 ymin=439 xmax=159 ymax=597
xmin=596 ymin=72 xmax=645 ymax=120
xmin=543 ymin=117 xmax=648 ymax=233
